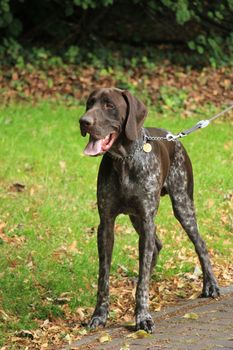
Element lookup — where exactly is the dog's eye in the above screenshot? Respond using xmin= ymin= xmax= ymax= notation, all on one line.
xmin=103 ymin=101 xmax=115 ymax=109
xmin=87 ymin=98 xmax=95 ymax=110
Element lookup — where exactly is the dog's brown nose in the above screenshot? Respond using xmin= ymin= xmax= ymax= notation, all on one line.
xmin=79 ymin=115 xmax=94 ymax=128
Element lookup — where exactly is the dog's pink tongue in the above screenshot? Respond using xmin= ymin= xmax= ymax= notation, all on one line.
xmin=84 ymin=136 xmax=103 ymax=156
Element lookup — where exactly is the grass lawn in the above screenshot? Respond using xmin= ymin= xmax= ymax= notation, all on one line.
xmin=0 ymin=101 xmax=232 ymax=347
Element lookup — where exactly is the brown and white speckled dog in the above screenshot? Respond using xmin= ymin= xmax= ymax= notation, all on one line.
xmin=79 ymin=88 xmax=220 ymax=333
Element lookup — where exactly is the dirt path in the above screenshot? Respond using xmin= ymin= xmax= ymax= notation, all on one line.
xmin=63 ymin=285 xmax=233 ymax=350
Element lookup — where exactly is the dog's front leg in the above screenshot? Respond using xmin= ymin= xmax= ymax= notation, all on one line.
xmin=89 ymin=217 xmax=115 ymax=329
xmin=135 ymin=218 xmax=156 ymax=333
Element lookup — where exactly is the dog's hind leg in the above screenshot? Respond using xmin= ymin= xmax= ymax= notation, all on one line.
xmin=170 ymin=192 xmax=219 ymax=297
xmin=166 ymin=145 xmax=220 ymax=298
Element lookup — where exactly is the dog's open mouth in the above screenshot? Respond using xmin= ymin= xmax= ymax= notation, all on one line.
xmin=84 ymin=132 xmax=118 ymax=156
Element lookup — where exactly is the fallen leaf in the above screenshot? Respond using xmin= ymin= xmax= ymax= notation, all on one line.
xmin=153 ymin=305 xmax=162 ymax=312
xmin=120 ymin=342 xmax=130 ymax=350
xmin=0 ymin=309 xmax=11 ymax=321
xmin=99 ymin=332 xmax=112 ymax=343
xmin=64 ymin=333 xmax=72 ymax=343
xmin=78 ymin=328 xmax=87 ymax=335
xmin=183 ymin=312 xmax=199 ymax=320
xmin=176 ymin=290 xmax=186 ymax=298
xmin=188 ymin=292 xmax=200 ymax=300
xmin=54 ymin=296 xmax=71 ymax=305
xmin=59 ymin=160 xmax=67 ymax=173
xmin=8 ymin=183 xmax=25 ymax=192
xmin=68 ymin=240 xmax=80 ymax=254
xmin=41 ymin=319 xmax=50 ymax=328
xmin=76 ymin=307 xmax=85 ymax=321
xmin=126 ymin=330 xmax=151 ymax=339
xmin=0 ymin=222 xmax=6 ymax=233
xmin=224 ymin=140 xmax=233 ymax=150
xmin=15 ymin=330 xmax=34 ymax=339
xmin=122 ymin=321 xmax=136 ymax=327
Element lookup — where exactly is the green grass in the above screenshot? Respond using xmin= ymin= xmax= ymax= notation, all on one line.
xmin=0 ymin=101 xmax=232 ymax=345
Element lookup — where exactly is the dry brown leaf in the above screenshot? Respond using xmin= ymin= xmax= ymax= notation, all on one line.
xmin=188 ymin=292 xmax=200 ymax=300
xmin=0 ymin=309 xmax=11 ymax=321
xmin=76 ymin=307 xmax=85 ymax=321
xmin=15 ymin=329 xmax=34 ymax=339
xmin=98 ymin=332 xmax=112 ymax=343
xmin=8 ymin=183 xmax=25 ymax=192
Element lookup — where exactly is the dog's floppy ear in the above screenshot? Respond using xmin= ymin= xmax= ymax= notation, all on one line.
xmin=122 ymin=90 xmax=147 ymax=141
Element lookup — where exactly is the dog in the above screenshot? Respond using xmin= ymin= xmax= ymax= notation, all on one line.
xmin=79 ymin=87 xmax=220 ymax=333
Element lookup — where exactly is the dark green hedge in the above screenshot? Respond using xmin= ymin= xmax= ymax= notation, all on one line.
xmin=0 ymin=0 xmax=233 ymax=66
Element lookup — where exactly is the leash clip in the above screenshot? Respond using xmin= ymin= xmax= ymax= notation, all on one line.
xmin=196 ymin=120 xmax=210 ymax=129
xmin=164 ymin=104 xmax=233 ymax=142
xmin=166 ymin=133 xmax=180 ymax=141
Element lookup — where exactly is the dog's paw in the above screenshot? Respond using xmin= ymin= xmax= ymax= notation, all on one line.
xmin=88 ymin=315 xmax=107 ymax=330
xmin=201 ymin=281 xmax=220 ymax=298
xmin=136 ymin=313 xmax=155 ymax=333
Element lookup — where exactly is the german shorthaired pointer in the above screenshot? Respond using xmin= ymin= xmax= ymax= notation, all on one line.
xmin=79 ymin=88 xmax=220 ymax=333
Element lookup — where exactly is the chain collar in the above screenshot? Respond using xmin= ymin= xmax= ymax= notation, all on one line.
xmin=107 ymin=103 xmax=233 ymax=161
xmin=144 ymin=134 xmax=173 ymax=142
xmin=106 ymin=129 xmax=176 ymax=161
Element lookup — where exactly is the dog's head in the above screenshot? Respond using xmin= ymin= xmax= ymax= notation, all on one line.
xmin=79 ymin=88 xmax=147 ymax=156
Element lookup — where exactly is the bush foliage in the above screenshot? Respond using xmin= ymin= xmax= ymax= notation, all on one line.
xmin=0 ymin=0 xmax=233 ymax=66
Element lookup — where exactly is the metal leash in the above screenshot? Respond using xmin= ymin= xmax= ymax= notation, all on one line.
xmin=145 ymin=103 xmax=233 ymax=142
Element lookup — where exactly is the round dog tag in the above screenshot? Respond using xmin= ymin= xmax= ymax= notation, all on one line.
xmin=143 ymin=143 xmax=152 ymax=153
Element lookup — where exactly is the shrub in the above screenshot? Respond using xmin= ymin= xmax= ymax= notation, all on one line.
xmin=0 ymin=0 xmax=232 ymax=66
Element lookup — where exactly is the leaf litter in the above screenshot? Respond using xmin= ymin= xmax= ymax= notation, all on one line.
xmin=1 ymin=222 xmax=233 ymax=349
xmin=0 ymin=66 xmax=232 ymax=115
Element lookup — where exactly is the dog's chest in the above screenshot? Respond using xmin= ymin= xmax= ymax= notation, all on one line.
xmin=113 ymin=154 xmax=162 ymax=196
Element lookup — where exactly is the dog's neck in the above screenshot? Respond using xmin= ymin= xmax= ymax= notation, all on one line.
xmin=107 ymin=128 xmax=146 ymax=161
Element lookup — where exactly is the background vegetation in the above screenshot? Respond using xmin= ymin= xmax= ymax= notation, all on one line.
xmin=0 ymin=0 xmax=233 ymax=67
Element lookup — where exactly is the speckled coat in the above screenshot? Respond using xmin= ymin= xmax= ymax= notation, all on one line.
xmin=79 ymin=88 xmax=219 ymax=333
